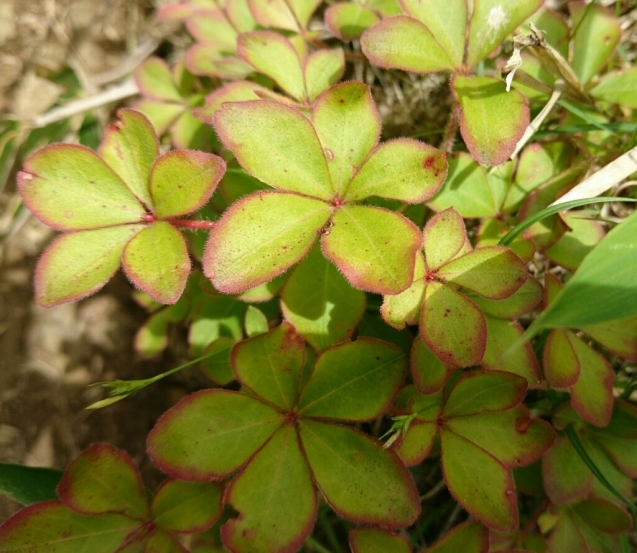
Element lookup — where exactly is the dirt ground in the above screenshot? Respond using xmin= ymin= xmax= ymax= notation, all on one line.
xmin=0 ymin=0 xmax=191 ymax=520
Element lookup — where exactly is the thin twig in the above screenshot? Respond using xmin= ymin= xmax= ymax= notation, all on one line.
xmin=510 ymin=79 xmax=564 ymax=159
xmin=31 ymin=79 xmax=139 ymax=128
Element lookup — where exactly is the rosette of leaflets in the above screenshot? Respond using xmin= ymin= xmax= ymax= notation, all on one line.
xmin=17 ymin=109 xmax=225 ymax=307
xmin=147 ymin=323 xmax=420 ymax=552
xmin=202 ymin=81 xmax=447 ymax=296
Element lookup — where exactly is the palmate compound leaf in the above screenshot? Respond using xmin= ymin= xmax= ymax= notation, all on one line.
xmin=281 ymin=244 xmax=366 ymax=351
xmin=145 ymin=325 xmax=418 ymax=552
xmin=0 ymin=501 xmax=141 ymax=553
xmin=56 ymin=444 xmax=149 ymax=520
xmin=221 ymin=424 xmax=317 ymax=553
xmin=299 ymin=420 xmax=420 ymax=527
xmin=203 ymin=192 xmax=333 ymax=294
xmin=452 ymin=75 xmax=529 ymax=166
xmin=18 ymin=144 xmax=145 ymax=231
xmin=35 ymin=225 xmax=145 ymax=308
xmin=208 ymin=82 xmax=442 ymax=296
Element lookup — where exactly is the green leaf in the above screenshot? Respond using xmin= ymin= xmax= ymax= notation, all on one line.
xmin=452 ymin=75 xmax=529 ymax=166
xmin=213 ymin=100 xmax=333 ymax=200
xmin=400 ymin=0 xmax=466 ymax=70
xmin=443 ymin=371 xmax=527 ymax=418
xmin=446 ymin=405 xmax=555 ymax=468
xmin=248 ymin=0 xmax=299 ymax=32
xmin=150 ymin=150 xmax=225 ymax=218
xmin=322 ymin=205 xmax=422 ymax=295
xmin=425 ymin=521 xmax=488 ymax=553
xmin=299 ymin=420 xmax=419 ymax=527
xmin=35 ymin=225 xmax=144 ymax=308
xmin=99 ymin=109 xmax=158 ymax=208
xmin=439 ymin=246 xmax=527 ymax=300
xmin=244 ymin=305 xmax=268 ymax=337
xmin=581 ymin=316 xmax=637 ymax=362
xmin=394 ymin=420 xmax=438 ymax=466
xmin=470 ymin=276 xmax=543 ymax=319
xmin=545 ymin=213 xmax=605 ymax=272
xmin=57 ymin=444 xmax=149 ymax=519
xmin=420 ymin=281 xmax=487 ymax=368
xmin=0 ymin=502 xmax=141 ymax=553
xmin=592 ymin=69 xmax=637 ymax=108
xmin=189 ymin=296 xmax=245 ymax=355
xmin=325 ymin=4 xmax=380 ymax=41
xmin=237 ymin=32 xmax=306 ymax=102
xmin=281 ymin=244 xmax=365 ymax=351
xmin=427 ymin=154 xmax=497 ymax=218
xmin=568 ymin=333 xmax=614 ymax=428
xmin=134 ymin=57 xmax=184 ymax=102
xmin=0 ymin=463 xmax=62 ymax=506
xmin=574 ymin=498 xmax=632 ymax=534
xmin=222 ymin=424 xmax=316 ymax=553
xmin=524 ymin=210 xmax=637 ymax=333
xmin=543 ymin=329 xmax=580 ymax=388
xmin=122 ymin=222 xmax=190 ymax=305
xmin=423 ymin=208 xmax=467 ymax=271
xmin=349 ymin=526 xmax=412 ymax=553
xmin=410 ymin=337 xmax=453 ymax=394
xmin=466 ymin=0 xmax=542 ymax=67
xmin=482 ymin=317 xmax=542 ymax=387
xmin=298 ymin=338 xmax=405 ymax=421
xmin=305 ymin=49 xmax=346 ymax=102
xmin=18 ymin=144 xmax=145 ymax=230
xmin=147 ymin=390 xmax=283 ymax=480
xmin=194 ymin=81 xmax=274 ymax=126
xmin=132 ymin=100 xmax=184 ymax=136
xmin=200 ymin=337 xmax=236 ymax=385
xmin=570 ymin=3 xmax=621 ymax=85
xmin=380 ymin=253 xmax=426 ymax=330
xmin=204 ymin=191 xmax=332 ymax=293
xmin=312 ymin=82 xmax=380 ymax=197
xmin=232 ymin=322 xmax=305 ymax=411
xmin=542 ymin=436 xmax=594 ymax=505
xmin=151 ymin=479 xmax=222 ymax=534
xmin=361 ymin=16 xmax=456 ymax=74
xmin=441 ymin=429 xmax=518 ymax=531
xmin=345 ymin=138 xmax=446 ymax=203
